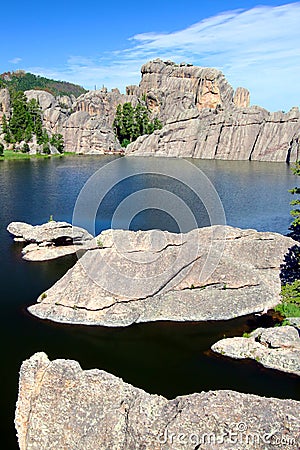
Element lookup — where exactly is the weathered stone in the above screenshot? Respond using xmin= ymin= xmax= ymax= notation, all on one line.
xmin=75 ymin=88 xmax=139 ymax=128
xmin=137 ymin=59 xmax=235 ymax=123
xmin=126 ymin=105 xmax=300 ymax=162
xmin=61 ymin=111 xmax=120 ymax=153
xmin=7 ymin=221 xmax=93 ymax=261
xmin=27 ymin=226 xmax=295 ymax=326
xmin=24 ymin=90 xmax=57 ymax=111
xmin=234 ymin=87 xmax=250 ymax=108
xmin=212 ymin=326 xmax=300 ymax=376
xmin=15 ymin=352 xmax=300 ymax=450
xmin=0 ymin=87 xmax=11 ymax=119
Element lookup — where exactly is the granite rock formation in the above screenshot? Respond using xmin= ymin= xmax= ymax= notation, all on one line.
xmin=27 ymin=226 xmax=295 ymax=326
xmin=24 ymin=90 xmax=121 ymax=154
xmin=7 ymin=221 xmax=93 ymax=261
xmin=212 ymin=326 xmax=300 ymax=376
xmin=75 ymin=87 xmax=139 ymax=127
xmin=0 ymin=87 xmax=11 ymax=120
xmin=15 ymin=352 xmax=300 ymax=450
xmin=126 ymin=104 xmax=300 ymax=162
xmin=2 ymin=59 xmax=300 ymax=159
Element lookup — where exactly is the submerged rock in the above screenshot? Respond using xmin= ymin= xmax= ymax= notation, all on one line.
xmin=15 ymin=352 xmax=300 ymax=450
xmin=212 ymin=325 xmax=300 ymax=376
xmin=7 ymin=221 xmax=93 ymax=261
xmin=27 ymin=226 xmax=295 ymax=325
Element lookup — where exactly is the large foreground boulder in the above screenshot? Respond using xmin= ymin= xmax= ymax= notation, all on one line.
xmin=15 ymin=353 xmax=300 ymax=450
xmin=7 ymin=221 xmax=93 ymax=261
xmin=212 ymin=325 xmax=300 ymax=376
xmin=27 ymin=226 xmax=295 ymax=326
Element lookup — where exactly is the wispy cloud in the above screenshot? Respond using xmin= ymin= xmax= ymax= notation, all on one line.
xmin=25 ymin=2 xmax=300 ymax=111
xmin=9 ymin=57 xmax=22 ymax=64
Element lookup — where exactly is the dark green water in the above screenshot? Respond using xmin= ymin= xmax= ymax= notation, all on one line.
xmin=1 ymin=156 xmax=299 ymax=449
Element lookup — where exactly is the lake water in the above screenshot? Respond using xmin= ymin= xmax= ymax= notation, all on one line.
xmin=1 ymin=156 xmax=299 ymax=449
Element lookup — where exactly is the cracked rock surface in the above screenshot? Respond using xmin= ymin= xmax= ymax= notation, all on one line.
xmin=15 ymin=353 xmax=300 ymax=450
xmin=27 ymin=226 xmax=295 ymax=326
xmin=7 ymin=221 xmax=93 ymax=261
xmin=212 ymin=325 xmax=300 ymax=376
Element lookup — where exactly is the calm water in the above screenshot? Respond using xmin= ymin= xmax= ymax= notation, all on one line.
xmin=1 ymin=156 xmax=299 ymax=449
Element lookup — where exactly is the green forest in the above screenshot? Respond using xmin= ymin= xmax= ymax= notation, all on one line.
xmin=2 ymin=91 xmax=64 ymax=154
xmin=0 ymin=70 xmax=86 ymax=98
xmin=113 ymin=102 xmax=162 ymax=147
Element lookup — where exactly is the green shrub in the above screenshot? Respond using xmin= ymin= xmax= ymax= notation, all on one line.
xmin=97 ymin=238 xmax=104 ymax=248
xmin=21 ymin=142 xmax=30 ymax=153
xmin=43 ymin=143 xmax=50 ymax=154
xmin=275 ymin=280 xmax=300 ymax=318
xmin=242 ymin=332 xmax=251 ymax=338
xmin=0 ymin=142 xmax=4 ymax=156
xmin=50 ymin=133 xmax=64 ymax=153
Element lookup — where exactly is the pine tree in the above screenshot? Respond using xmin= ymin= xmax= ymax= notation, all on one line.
xmin=288 ymin=161 xmax=300 ymax=241
xmin=113 ymin=102 xmax=162 ymax=147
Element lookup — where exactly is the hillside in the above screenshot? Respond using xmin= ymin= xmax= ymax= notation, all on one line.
xmin=0 ymin=70 xmax=87 ymax=98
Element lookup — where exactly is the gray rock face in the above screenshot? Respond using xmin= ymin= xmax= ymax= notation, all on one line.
xmin=27 ymin=226 xmax=295 ymax=326
xmin=233 ymin=87 xmax=250 ymax=108
xmin=0 ymin=87 xmax=11 ymax=120
xmin=7 ymin=221 xmax=93 ymax=261
xmin=25 ymin=90 xmax=57 ymax=111
xmin=126 ymin=105 xmax=300 ymax=162
xmin=75 ymin=88 xmax=139 ymax=128
xmin=61 ymin=111 xmax=120 ymax=153
xmin=15 ymin=352 xmax=300 ymax=450
xmin=23 ymin=90 xmax=121 ymax=154
xmin=212 ymin=326 xmax=300 ymax=376
xmin=134 ymin=59 xmax=235 ymax=123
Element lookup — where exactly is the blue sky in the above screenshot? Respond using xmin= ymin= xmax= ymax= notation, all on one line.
xmin=1 ymin=0 xmax=299 ymax=111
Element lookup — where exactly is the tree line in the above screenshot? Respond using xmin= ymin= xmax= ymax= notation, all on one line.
xmin=0 ymin=70 xmax=86 ymax=97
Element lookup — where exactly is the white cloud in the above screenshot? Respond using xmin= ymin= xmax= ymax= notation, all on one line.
xmin=9 ymin=57 xmax=22 ymax=64
xmin=25 ymin=2 xmax=300 ymax=111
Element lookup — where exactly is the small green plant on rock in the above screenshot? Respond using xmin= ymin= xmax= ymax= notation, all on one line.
xmin=242 ymin=332 xmax=251 ymax=338
xmin=97 ymin=238 xmax=104 ymax=248
xmin=48 ymin=215 xmax=54 ymax=222
xmin=41 ymin=292 xmax=47 ymax=300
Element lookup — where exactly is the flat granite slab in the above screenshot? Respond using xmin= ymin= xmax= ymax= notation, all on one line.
xmin=15 ymin=353 xmax=300 ymax=450
xmin=212 ymin=325 xmax=300 ymax=376
xmin=7 ymin=220 xmax=93 ymax=261
xmin=27 ymin=225 xmax=295 ymax=326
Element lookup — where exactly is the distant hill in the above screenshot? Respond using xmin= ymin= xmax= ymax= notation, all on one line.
xmin=0 ymin=70 xmax=87 ymax=98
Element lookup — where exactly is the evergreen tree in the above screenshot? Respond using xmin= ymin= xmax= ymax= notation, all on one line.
xmin=288 ymin=161 xmax=300 ymax=241
xmin=50 ymin=133 xmax=64 ymax=153
xmin=113 ymin=102 xmax=162 ymax=147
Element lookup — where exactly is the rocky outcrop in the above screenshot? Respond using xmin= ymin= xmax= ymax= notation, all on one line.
xmin=233 ymin=87 xmax=250 ymax=108
xmin=122 ymin=59 xmax=300 ymax=162
xmin=75 ymin=88 xmax=139 ymax=127
xmin=2 ymin=60 xmax=300 ymax=159
xmin=126 ymin=105 xmax=300 ymax=162
xmin=212 ymin=326 xmax=300 ymax=376
xmin=61 ymin=111 xmax=120 ymax=153
xmin=0 ymin=87 xmax=11 ymax=120
xmin=15 ymin=352 xmax=300 ymax=450
xmin=129 ymin=59 xmax=235 ymax=123
xmin=23 ymin=90 xmax=121 ymax=154
xmin=7 ymin=221 xmax=93 ymax=261
xmin=27 ymin=226 xmax=295 ymax=326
